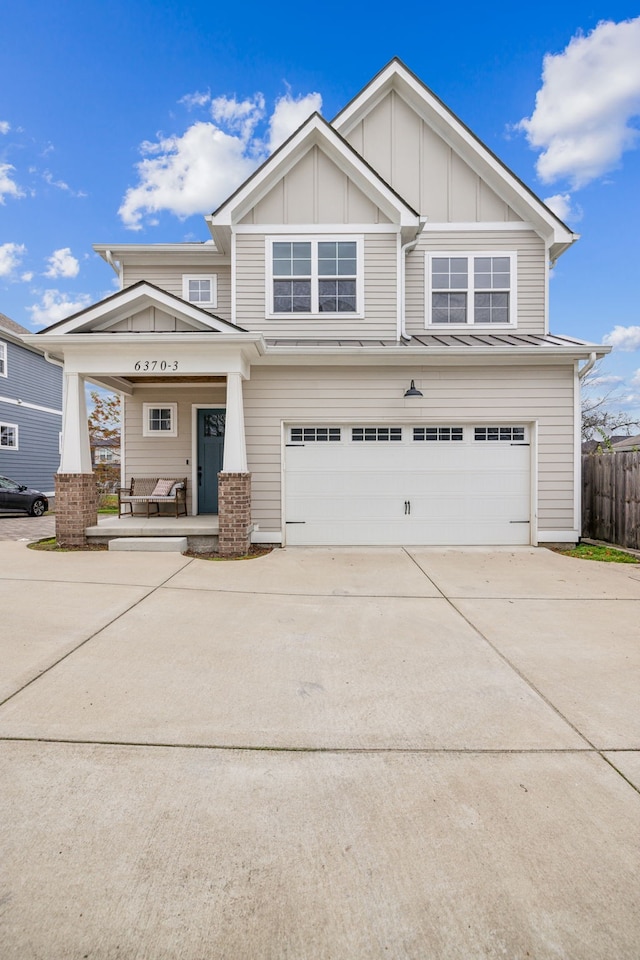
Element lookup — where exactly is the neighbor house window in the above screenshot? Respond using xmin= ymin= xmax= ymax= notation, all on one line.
xmin=143 ymin=403 xmax=178 ymax=437
xmin=268 ymin=237 xmax=362 ymax=316
xmin=0 ymin=342 xmax=6 ymax=377
xmin=426 ymin=252 xmax=515 ymax=326
xmin=182 ymin=275 xmax=217 ymax=307
xmin=0 ymin=422 xmax=18 ymax=448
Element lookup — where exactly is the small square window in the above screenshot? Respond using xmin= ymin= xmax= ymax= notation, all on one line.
xmin=143 ymin=403 xmax=178 ymax=438
xmin=0 ymin=422 xmax=18 ymax=448
xmin=182 ymin=274 xmax=217 ymax=307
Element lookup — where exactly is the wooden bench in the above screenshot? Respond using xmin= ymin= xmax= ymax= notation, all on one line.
xmin=118 ymin=478 xmax=187 ymax=518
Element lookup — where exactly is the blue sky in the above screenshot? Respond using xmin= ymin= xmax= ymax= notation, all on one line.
xmin=1 ymin=1 xmax=640 ymax=423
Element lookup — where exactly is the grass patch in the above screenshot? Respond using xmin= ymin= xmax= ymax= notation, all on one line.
xmin=28 ymin=537 xmax=108 ymax=552
xmin=98 ymin=494 xmax=118 ymax=514
xmin=561 ymin=543 xmax=639 ymax=564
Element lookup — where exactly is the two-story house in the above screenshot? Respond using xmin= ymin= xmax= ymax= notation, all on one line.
xmin=27 ymin=59 xmax=609 ymax=553
xmin=0 ymin=313 xmax=62 ymax=497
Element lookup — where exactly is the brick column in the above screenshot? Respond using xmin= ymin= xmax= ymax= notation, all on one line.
xmin=55 ymin=473 xmax=98 ymax=548
xmin=217 ymin=472 xmax=251 ymax=557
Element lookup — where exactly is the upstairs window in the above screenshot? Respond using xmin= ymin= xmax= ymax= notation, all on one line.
xmin=0 ymin=342 xmax=6 ymax=377
xmin=426 ymin=253 xmax=515 ymax=327
xmin=182 ymin=274 xmax=217 ymax=307
xmin=269 ymin=237 xmax=362 ymax=317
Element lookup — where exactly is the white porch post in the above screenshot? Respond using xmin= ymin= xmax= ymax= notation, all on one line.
xmin=59 ymin=372 xmax=93 ymax=474
xmin=222 ymin=372 xmax=248 ymax=473
xmin=218 ymin=372 xmax=251 ymax=557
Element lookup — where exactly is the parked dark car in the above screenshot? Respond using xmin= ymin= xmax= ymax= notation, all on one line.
xmin=0 ymin=476 xmax=48 ymax=516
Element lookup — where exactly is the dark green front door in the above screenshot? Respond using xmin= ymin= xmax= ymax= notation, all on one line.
xmin=197 ymin=409 xmax=225 ymax=514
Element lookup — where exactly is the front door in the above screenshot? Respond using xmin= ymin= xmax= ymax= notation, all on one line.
xmin=197 ymin=408 xmax=225 ymax=514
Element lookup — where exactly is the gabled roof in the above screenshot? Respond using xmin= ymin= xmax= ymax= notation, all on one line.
xmin=207 ymin=112 xmax=421 ymax=246
xmin=0 ymin=312 xmax=30 ymax=336
xmin=36 ymin=281 xmax=248 ymax=335
xmin=332 ymin=58 xmax=576 ymax=261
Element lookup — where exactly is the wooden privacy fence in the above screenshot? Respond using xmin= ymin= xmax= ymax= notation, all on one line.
xmin=582 ymin=452 xmax=640 ymax=549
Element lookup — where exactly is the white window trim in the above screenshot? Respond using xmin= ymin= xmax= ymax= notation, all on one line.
xmin=425 ymin=251 xmax=517 ymax=330
xmin=143 ymin=402 xmax=178 ymax=438
xmin=0 ymin=421 xmax=18 ymax=449
xmin=0 ymin=341 xmax=7 ymax=378
xmin=182 ymin=274 xmax=218 ymax=308
xmin=266 ymin=235 xmax=365 ymax=320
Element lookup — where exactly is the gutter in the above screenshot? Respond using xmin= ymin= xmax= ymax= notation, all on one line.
xmin=578 ymin=351 xmax=597 ymax=378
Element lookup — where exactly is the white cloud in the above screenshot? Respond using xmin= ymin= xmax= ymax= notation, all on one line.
xmin=603 ymin=325 xmax=640 ymax=351
xmin=119 ymin=87 xmax=322 ymax=230
xmin=179 ymin=91 xmax=211 ymax=109
xmin=268 ymin=91 xmax=322 ymax=152
xmin=44 ymin=247 xmax=80 ymax=279
xmin=0 ymin=121 xmax=9 ymax=134
xmin=0 ymin=162 xmax=24 ymax=203
xmin=519 ymin=17 xmax=640 ymax=188
xmin=21 ymin=271 xmax=34 ymax=282
xmin=42 ymin=170 xmax=87 ymax=198
xmin=0 ymin=242 xmax=26 ymax=276
xmin=27 ymin=289 xmax=92 ymax=328
xmin=543 ymin=192 xmax=582 ymax=223
xmin=631 ymin=370 xmax=640 ymax=388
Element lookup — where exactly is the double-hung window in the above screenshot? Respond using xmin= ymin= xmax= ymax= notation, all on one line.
xmin=269 ymin=237 xmax=362 ymax=316
xmin=0 ymin=342 xmax=6 ymax=377
xmin=426 ymin=252 xmax=515 ymax=327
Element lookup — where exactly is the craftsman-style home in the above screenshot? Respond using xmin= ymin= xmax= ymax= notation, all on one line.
xmin=28 ymin=59 xmax=609 ymax=554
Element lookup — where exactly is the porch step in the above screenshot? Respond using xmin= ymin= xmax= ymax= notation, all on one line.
xmin=108 ymin=536 xmax=188 ymax=553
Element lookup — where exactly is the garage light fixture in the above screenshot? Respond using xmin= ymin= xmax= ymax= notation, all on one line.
xmin=404 ymin=379 xmax=423 ymax=398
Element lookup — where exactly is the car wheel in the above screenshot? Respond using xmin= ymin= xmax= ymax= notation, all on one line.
xmin=30 ymin=499 xmax=46 ymax=517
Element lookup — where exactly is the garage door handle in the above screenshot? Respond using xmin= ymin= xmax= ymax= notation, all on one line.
xmin=286 ymin=521 xmax=306 ymax=524
xmin=510 ymin=520 xmax=530 ymax=523
xmin=404 ymin=500 xmax=411 ymax=515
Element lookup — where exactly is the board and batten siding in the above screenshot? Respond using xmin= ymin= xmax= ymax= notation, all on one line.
xmin=405 ymin=231 xmax=546 ymax=336
xmin=235 ymin=232 xmax=398 ymax=339
xmin=344 ymin=89 xmax=522 ymax=223
xmin=123 ymin=386 xmax=226 ymax=513
xmin=239 ymin=145 xmax=392 ymax=225
xmin=244 ymin=363 xmax=575 ymax=537
xmin=121 ymin=264 xmax=232 ymax=323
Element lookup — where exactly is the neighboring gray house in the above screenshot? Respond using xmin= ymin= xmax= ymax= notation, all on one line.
xmin=0 ymin=313 xmax=63 ymax=494
xmin=29 ymin=59 xmax=611 ymax=550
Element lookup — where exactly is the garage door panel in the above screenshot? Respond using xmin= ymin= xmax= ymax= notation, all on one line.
xmin=284 ymin=425 xmax=531 ymax=546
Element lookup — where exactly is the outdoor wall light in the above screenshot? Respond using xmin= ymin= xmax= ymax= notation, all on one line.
xmin=404 ymin=379 xmax=423 ymax=398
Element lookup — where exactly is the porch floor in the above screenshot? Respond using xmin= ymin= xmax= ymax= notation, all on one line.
xmin=86 ymin=515 xmax=219 ymax=539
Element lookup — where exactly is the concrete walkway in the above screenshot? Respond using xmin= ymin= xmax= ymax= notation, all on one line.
xmin=1 ymin=543 xmax=639 ymax=958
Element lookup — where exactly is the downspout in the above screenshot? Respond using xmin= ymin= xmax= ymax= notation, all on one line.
xmin=44 ymin=351 xmax=64 ymax=367
xmin=578 ymin=352 xmax=597 ymax=379
xmin=104 ymin=249 xmax=123 ymax=287
xmin=400 ymin=219 xmax=426 ymax=342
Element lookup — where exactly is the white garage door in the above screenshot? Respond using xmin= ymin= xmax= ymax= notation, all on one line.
xmin=284 ymin=424 xmax=531 ymax=546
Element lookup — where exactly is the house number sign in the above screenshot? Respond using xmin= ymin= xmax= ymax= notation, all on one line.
xmin=134 ymin=360 xmax=179 ymax=372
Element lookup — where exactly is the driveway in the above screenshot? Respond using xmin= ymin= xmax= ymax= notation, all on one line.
xmin=1 ymin=543 xmax=639 ymax=959
xmin=0 ymin=511 xmax=55 ymax=541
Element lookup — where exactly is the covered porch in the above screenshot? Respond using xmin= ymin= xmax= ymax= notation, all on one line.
xmin=24 ymin=283 xmax=265 ymax=556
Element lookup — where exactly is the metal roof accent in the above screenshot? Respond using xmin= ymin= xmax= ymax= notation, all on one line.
xmin=265 ymin=332 xmax=594 ymax=349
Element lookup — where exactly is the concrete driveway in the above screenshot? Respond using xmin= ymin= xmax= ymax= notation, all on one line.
xmin=1 ymin=542 xmax=639 ymax=959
